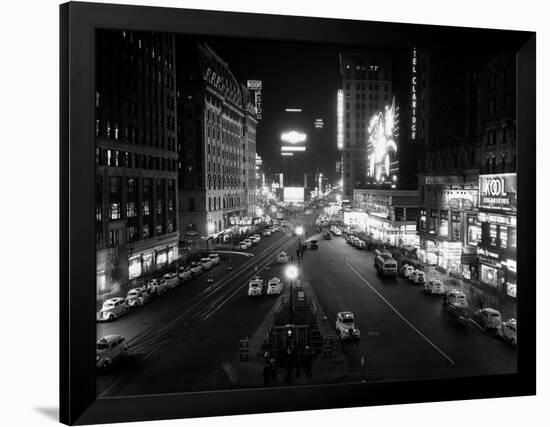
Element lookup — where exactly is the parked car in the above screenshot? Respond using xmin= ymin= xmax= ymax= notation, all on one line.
xmin=208 ymin=253 xmax=221 ymax=265
xmin=266 ymin=277 xmax=283 ymax=295
xmin=96 ymin=335 xmax=128 ymax=370
xmin=499 ymin=318 xmax=517 ymax=345
xmin=189 ymin=262 xmax=203 ymax=277
xmin=263 ymin=229 xmax=272 ymax=236
xmin=178 ymin=267 xmax=193 ymax=282
xmin=97 ymin=297 xmax=128 ymax=322
xmin=277 ymin=251 xmax=289 ymax=264
xmin=355 ymin=239 xmax=366 ymax=250
xmin=324 ymin=232 xmax=332 ymax=240
xmin=309 ymin=240 xmax=319 ymax=250
xmin=163 ymin=273 xmax=179 ymax=289
xmin=156 ymin=279 xmax=169 ymax=295
xmin=200 ymin=257 xmax=214 ymax=271
xmin=238 ymin=241 xmax=249 ymax=250
xmin=446 ymin=289 xmax=468 ymax=308
xmin=243 ymin=239 xmax=253 ymax=248
xmin=424 ymin=279 xmax=445 ymax=295
xmin=125 ymin=287 xmax=149 ymax=308
xmin=400 ymin=264 xmax=414 ymax=278
xmin=249 ymin=235 xmax=261 ymax=244
xmin=476 ymin=308 xmax=502 ymax=329
xmin=335 ymin=311 xmax=360 ymax=341
xmin=410 ymin=270 xmax=425 ymax=285
xmin=247 ymin=276 xmax=265 ymax=296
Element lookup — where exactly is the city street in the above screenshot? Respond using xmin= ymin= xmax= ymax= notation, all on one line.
xmin=97 ymin=225 xmax=299 ymax=396
xmin=299 ymin=211 xmax=517 ymax=383
xmin=97 ymin=209 xmax=516 ymax=396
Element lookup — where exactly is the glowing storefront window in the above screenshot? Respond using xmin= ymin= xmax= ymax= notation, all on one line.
xmin=439 ymin=220 xmax=449 ymax=238
xmin=143 ymin=252 xmax=153 ymax=272
xmin=500 ymin=226 xmax=508 ymax=248
xmin=97 ymin=271 xmax=106 ymax=291
xmin=507 ymin=283 xmax=517 ymax=298
xmin=481 ymin=264 xmax=499 ymax=287
xmin=128 ymin=256 xmax=142 ymax=280
xmin=156 ymin=251 xmax=168 ymax=266
xmin=490 ymin=224 xmax=498 ymax=246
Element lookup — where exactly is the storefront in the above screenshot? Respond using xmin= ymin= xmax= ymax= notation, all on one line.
xmin=353 ymin=189 xmax=419 ymax=248
xmin=477 ymin=173 xmax=517 ymax=297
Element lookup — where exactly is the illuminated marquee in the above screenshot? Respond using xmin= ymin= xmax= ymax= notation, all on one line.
xmin=411 ymin=47 xmax=417 ymax=140
xmin=367 ymin=97 xmax=398 ymax=183
xmin=337 ymin=89 xmax=344 ymax=149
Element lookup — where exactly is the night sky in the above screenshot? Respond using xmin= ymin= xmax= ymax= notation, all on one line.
xmin=184 ymin=34 xmax=410 ymax=184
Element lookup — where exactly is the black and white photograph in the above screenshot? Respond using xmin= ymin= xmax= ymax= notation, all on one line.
xmin=5 ymin=0 xmax=548 ymax=426
xmin=95 ymin=29 xmax=519 ymax=397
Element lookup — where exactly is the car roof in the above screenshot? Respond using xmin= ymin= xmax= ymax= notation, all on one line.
xmin=481 ymin=308 xmax=500 ymax=314
xmin=106 ymin=297 xmax=124 ymax=303
xmin=97 ymin=334 xmax=123 ymax=343
xmin=338 ymin=311 xmax=354 ymax=317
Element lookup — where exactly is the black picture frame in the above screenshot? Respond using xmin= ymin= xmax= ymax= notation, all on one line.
xmin=60 ymin=1 xmax=536 ymax=425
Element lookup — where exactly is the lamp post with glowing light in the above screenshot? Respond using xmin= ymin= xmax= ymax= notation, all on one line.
xmin=285 ymin=264 xmax=299 ymax=325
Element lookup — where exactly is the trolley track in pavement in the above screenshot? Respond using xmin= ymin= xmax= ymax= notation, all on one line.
xmin=98 ymin=232 xmax=297 ymax=397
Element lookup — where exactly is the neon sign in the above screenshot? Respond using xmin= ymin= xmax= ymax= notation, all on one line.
xmin=411 ymin=47 xmax=417 ymax=140
xmin=337 ymin=89 xmax=344 ymax=149
xmin=367 ymin=97 xmax=398 ymax=183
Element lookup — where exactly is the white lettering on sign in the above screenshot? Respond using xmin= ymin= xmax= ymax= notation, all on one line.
xmin=486 ymin=177 xmax=507 ymax=197
xmin=247 ymin=80 xmax=262 ymax=90
xmin=477 ymin=247 xmax=500 ymax=260
xmin=411 ymin=47 xmax=417 ymax=140
xmin=255 ymin=91 xmax=262 ymax=120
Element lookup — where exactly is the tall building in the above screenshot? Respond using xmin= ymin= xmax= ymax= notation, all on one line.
xmin=176 ymin=41 xmax=257 ymax=242
xmin=95 ymin=30 xmax=179 ymax=293
xmin=416 ymin=48 xmax=517 ymax=299
xmin=339 ymin=52 xmax=393 ymax=200
xmin=416 ymin=48 xmax=481 ymax=277
xmin=476 ymin=53 xmax=517 ymax=298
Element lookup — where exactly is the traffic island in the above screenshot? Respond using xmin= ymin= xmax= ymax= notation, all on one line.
xmin=224 ymin=273 xmax=348 ymax=388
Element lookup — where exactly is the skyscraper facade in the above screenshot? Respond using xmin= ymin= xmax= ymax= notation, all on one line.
xmin=95 ymin=30 xmax=179 ymax=293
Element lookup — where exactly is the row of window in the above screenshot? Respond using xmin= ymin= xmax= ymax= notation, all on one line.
xmin=208 ymin=195 xmax=242 ymax=212
xmin=102 ymin=198 xmax=175 ymax=222
xmin=96 ymin=147 xmax=177 ymax=172
xmin=96 ymin=118 xmax=176 ymax=151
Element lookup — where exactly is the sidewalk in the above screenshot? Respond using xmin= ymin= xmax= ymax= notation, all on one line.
xmin=224 ymin=276 xmax=348 ymax=388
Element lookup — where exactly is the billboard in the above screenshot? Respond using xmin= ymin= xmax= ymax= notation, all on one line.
xmin=479 ymin=173 xmax=517 ymax=212
xmin=283 ymin=187 xmax=305 ymax=204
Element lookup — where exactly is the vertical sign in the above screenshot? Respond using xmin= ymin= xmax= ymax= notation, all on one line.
xmin=247 ymin=80 xmax=263 ymax=120
xmin=411 ymin=47 xmax=417 ymax=140
xmin=337 ymin=89 xmax=344 ymax=149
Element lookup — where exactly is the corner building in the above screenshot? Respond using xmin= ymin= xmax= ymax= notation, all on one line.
xmin=95 ymin=30 xmax=179 ymax=293
xmin=176 ymin=42 xmax=257 ymax=242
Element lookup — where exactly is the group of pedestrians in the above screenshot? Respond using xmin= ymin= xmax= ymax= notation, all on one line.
xmin=262 ymin=345 xmax=314 ymax=387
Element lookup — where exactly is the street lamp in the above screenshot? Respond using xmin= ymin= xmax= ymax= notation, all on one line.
xmin=285 ymin=264 xmax=299 ymax=281
xmin=285 ymin=264 xmax=299 ymax=325
xmin=294 ymin=225 xmax=304 ymax=237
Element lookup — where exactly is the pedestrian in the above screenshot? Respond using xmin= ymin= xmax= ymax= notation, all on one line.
xmin=263 ymin=362 xmax=271 ymax=387
xmin=443 ymin=293 xmax=448 ymax=306
xmin=478 ymin=296 xmax=484 ymax=310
